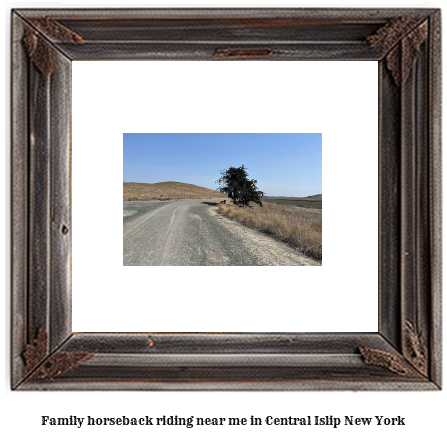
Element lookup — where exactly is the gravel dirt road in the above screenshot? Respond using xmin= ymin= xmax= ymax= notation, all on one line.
xmin=123 ymin=199 xmax=319 ymax=266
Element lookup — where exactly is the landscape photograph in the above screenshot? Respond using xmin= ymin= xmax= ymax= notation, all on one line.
xmin=123 ymin=133 xmax=322 ymax=266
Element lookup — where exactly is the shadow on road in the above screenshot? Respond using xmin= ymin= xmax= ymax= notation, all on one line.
xmin=202 ymin=202 xmax=218 ymax=206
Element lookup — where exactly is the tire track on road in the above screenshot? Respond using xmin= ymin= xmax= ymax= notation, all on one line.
xmin=160 ymin=202 xmax=191 ymax=265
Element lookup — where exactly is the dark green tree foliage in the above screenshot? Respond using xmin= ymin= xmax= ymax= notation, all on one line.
xmin=216 ymin=165 xmax=265 ymax=207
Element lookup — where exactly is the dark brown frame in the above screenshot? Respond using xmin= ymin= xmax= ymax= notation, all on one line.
xmin=11 ymin=8 xmax=441 ymax=390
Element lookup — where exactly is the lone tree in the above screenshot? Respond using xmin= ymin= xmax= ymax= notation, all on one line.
xmin=216 ymin=165 xmax=265 ymax=207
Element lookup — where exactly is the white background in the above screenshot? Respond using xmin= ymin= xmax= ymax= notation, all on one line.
xmin=1 ymin=1 xmax=445 ymax=438
xmin=72 ymin=61 xmax=378 ymax=333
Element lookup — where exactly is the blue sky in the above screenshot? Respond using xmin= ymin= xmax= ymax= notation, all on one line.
xmin=123 ymin=133 xmax=322 ymax=197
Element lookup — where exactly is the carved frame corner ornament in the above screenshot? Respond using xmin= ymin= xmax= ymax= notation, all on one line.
xmin=359 ymin=346 xmax=423 ymax=379
xmin=359 ymin=320 xmax=429 ymax=379
xmin=367 ymin=17 xmax=429 ymax=86
xmin=22 ymin=17 xmax=84 ymax=76
xmin=11 ymin=8 xmax=441 ymax=390
xmin=404 ymin=320 xmax=428 ymax=377
xmin=23 ymin=328 xmax=94 ymax=381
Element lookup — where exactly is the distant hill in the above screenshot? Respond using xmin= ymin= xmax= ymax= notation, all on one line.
xmin=124 ymin=181 xmax=227 ymax=201
xmin=264 ymin=194 xmax=322 ymax=201
xmin=263 ymin=194 xmax=322 ymax=209
xmin=305 ymin=194 xmax=322 ymax=201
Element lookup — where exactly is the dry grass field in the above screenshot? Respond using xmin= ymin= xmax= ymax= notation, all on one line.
xmin=264 ymin=194 xmax=322 ymax=209
xmin=217 ymin=202 xmax=322 ymax=260
xmin=124 ymin=182 xmax=227 ymax=201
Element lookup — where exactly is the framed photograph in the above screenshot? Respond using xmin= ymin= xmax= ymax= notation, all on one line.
xmin=11 ymin=8 xmax=441 ymax=390
xmin=121 ymin=133 xmax=323 ymax=267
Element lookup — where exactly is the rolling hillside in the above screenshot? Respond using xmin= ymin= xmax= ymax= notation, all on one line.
xmin=123 ymin=181 xmax=227 ymax=201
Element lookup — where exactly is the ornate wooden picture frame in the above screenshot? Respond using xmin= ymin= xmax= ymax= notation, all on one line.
xmin=11 ymin=8 xmax=441 ymax=390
